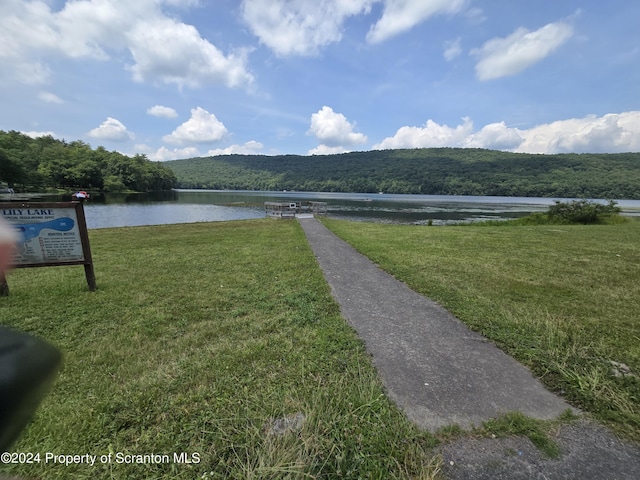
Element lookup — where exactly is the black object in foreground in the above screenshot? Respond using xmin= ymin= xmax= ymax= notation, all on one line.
xmin=0 ymin=327 xmax=62 ymax=452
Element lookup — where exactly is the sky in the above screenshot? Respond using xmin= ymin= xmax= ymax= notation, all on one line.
xmin=1 ymin=0 xmax=639 ymax=161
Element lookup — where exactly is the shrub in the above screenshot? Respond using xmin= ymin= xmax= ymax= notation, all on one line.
xmin=547 ymin=199 xmax=621 ymax=224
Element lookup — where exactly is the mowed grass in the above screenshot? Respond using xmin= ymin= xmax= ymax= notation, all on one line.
xmin=322 ymin=218 xmax=640 ymax=441
xmin=2 ymin=220 xmax=439 ymax=479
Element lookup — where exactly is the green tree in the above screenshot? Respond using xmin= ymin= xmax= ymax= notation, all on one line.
xmin=0 ymin=149 xmax=25 ymax=186
xmin=0 ymin=130 xmax=175 ymax=192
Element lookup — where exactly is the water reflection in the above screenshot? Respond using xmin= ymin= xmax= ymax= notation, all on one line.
xmin=3 ymin=190 xmax=639 ymax=229
xmin=85 ymin=202 xmax=263 ymax=229
xmin=72 ymin=191 xmax=180 ymax=205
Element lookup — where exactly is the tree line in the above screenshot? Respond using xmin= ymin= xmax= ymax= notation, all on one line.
xmin=0 ymin=130 xmax=176 ymax=192
xmin=4 ymin=130 xmax=638 ymax=199
xmin=166 ymin=148 xmax=640 ymax=199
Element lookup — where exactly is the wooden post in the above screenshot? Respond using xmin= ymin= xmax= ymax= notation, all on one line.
xmin=74 ymin=202 xmax=97 ymax=291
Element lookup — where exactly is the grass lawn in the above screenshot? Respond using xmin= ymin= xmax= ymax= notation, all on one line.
xmin=1 ymin=220 xmax=439 ymax=479
xmin=321 ymin=218 xmax=640 ymax=441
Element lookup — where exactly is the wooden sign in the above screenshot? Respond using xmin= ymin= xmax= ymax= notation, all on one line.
xmin=0 ymin=202 xmax=96 ymax=295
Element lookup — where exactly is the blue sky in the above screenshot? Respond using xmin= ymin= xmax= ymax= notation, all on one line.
xmin=1 ymin=0 xmax=639 ymax=160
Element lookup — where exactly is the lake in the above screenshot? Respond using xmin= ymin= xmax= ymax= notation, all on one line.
xmin=3 ymin=190 xmax=640 ymax=229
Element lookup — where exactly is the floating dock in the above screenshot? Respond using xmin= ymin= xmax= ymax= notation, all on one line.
xmin=265 ymin=201 xmax=327 ymax=218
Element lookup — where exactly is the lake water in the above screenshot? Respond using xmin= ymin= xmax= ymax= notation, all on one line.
xmin=3 ymin=190 xmax=640 ymax=229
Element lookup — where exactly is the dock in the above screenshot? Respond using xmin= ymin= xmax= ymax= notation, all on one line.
xmin=264 ymin=201 xmax=327 ymax=219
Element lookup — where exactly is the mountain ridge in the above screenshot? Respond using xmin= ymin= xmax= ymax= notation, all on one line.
xmin=165 ymin=148 xmax=640 ymax=199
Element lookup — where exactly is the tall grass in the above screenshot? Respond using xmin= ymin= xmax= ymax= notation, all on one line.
xmin=2 ymin=220 xmax=439 ymax=479
xmin=322 ymin=218 xmax=640 ymax=441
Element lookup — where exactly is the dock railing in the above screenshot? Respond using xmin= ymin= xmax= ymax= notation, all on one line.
xmin=264 ymin=201 xmax=327 ymax=218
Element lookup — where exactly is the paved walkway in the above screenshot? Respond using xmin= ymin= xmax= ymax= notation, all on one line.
xmin=298 ymin=217 xmax=640 ymax=477
xmin=298 ymin=216 xmax=572 ymax=431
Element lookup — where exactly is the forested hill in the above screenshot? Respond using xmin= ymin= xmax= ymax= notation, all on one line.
xmin=166 ymin=148 xmax=640 ymax=199
xmin=0 ymin=130 xmax=176 ymax=192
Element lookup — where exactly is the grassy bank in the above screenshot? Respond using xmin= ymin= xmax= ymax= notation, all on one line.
xmin=1 ymin=220 xmax=439 ymax=479
xmin=321 ymin=218 xmax=640 ymax=441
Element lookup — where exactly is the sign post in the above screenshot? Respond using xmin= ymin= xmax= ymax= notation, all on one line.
xmin=0 ymin=202 xmax=96 ymax=295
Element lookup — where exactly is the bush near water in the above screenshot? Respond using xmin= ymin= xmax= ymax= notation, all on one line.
xmin=547 ymin=199 xmax=621 ymax=224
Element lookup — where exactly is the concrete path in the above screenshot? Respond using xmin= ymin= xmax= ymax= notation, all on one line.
xmin=298 ymin=217 xmax=640 ymax=478
xmin=298 ymin=216 xmax=572 ymax=431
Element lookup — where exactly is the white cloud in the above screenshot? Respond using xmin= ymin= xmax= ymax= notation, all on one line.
xmin=308 ymin=106 xmax=367 ymax=145
xmin=146 ymin=140 xmax=264 ymax=161
xmin=38 ymin=91 xmax=64 ymax=104
xmin=375 ymin=112 xmax=640 ymax=154
xmin=206 ymin=141 xmax=264 ymax=156
xmin=241 ymin=0 xmax=374 ymax=56
xmin=374 ymin=117 xmax=473 ymax=149
xmin=164 ymin=0 xmax=200 ymax=7
xmin=444 ymin=37 xmax=462 ymax=61
xmin=472 ymin=21 xmax=573 ymax=81
xmin=127 ymin=17 xmax=254 ymax=89
xmin=465 ymin=7 xmax=486 ymax=25
xmin=0 ymin=1 xmax=54 ymax=65
xmin=51 ymin=0 xmax=136 ymax=58
xmin=163 ymin=107 xmax=228 ymax=145
xmin=516 ymin=112 xmax=640 ymax=154
xmin=241 ymin=0 xmax=470 ymax=55
xmin=0 ymin=57 xmax=51 ymax=86
xmin=367 ymin=0 xmax=467 ymax=44
xmin=88 ymin=117 xmax=134 ymax=141
xmin=463 ymin=122 xmax=523 ymax=150
xmin=0 ymin=0 xmax=253 ymax=89
xmin=148 ymin=145 xmax=201 ymax=161
xmin=21 ymin=130 xmax=58 ymax=139
xmin=0 ymin=0 xmax=139 ymax=72
xmin=308 ymin=144 xmax=350 ymax=155
xmin=147 ymin=105 xmax=178 ymax=119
